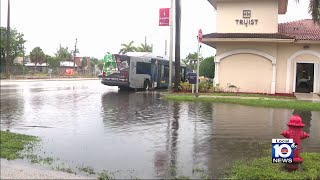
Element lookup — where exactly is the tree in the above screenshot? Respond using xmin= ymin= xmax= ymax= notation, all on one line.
xmin=46 ymin=55 xmax=60 ymax=74
xmin=199 ymin=56 xmax=215 ymax=79
xmin=119 ymin=41 xmax=137 ymax=54
xmin=136 ymin=43 xmax=152 ymax=52
xmin=30 ymin=47 xmax=45 ymax=70
xmin=97 ymin=61 xmax=104 ymax=71
xmin=81 ymin=57 xmax=87 ymax=68
xmin=0 ymin=27 xmax=26 ymax=68
xmin=297 ymin=0 xmax=320 ymax=24
xmin=55 ymin=45 xmax=72 ymax=61
xmin=90 ymin=57 xmax=99 ymax=65
xmin=183 ymin=52 xmax=203 ymax=71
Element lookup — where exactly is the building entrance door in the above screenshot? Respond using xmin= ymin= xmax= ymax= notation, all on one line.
xmin=295 ymin=63 xmax=314 ymax=93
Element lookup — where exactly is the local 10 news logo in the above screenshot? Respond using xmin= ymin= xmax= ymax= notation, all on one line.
xmin=272 ymin=139 xmax=298 ymax=163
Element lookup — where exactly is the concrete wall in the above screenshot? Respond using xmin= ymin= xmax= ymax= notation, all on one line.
xmin=219 ymin=53 xmax=273 ymax=93
xmin=215 ymin=43 xmax=320 ymax=94
xmin=276 ymin=44 xmax=320 ymax=93
xmin=216 ymin=0 xmax=278 ymax=33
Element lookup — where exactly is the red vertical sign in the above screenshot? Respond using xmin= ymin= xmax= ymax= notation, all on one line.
xmin=159 ymin=8 xmax=170 ymax=26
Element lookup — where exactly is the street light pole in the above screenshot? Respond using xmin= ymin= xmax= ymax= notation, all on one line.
xmin=6 ymin=0 xmax=11 ymax=78
xmin=168 ymin=0 xmax=174 ymax=92
xmin=73 ymin=38 xmax=77 ymax=72
xmin=196 ymin=43 xmax=200 ymax=96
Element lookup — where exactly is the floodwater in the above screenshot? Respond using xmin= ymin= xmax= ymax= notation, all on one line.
xmin=1 ymin=80 xmax=319 ymax=178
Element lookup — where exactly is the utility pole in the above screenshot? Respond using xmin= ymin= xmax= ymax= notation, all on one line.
xmin=145 ymin=36 xmax=147 ymax=49
xmin=174 ymin=0 xmax=181 ymax=90
xmin=196 ymin=44 xmax=201 ymax=96
xmin=6 ymin=0 xmax=11 ymax=78
xmin=73 ymin=38 xmax=77 ymax=72
xmin=168 ymin=0 xmax=174 ymax=92
xmin=22 ymin=45 xmax=25 ymax=77
xmin=165 ymin=40 xmax=167 ymax=56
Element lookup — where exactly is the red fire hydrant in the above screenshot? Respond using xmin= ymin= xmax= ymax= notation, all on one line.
xmin=281 ymin=114 xmax=309 ymax=171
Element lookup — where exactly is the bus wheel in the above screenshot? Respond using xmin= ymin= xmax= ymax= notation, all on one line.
xmin=144 ymin=79 xmax=151 ymax=91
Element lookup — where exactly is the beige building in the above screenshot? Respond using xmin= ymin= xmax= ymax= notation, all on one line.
xmin=203 ymin=0 xmax=320 ymax=94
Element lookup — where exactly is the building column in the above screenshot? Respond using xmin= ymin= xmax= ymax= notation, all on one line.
xmin=271 ymin=64 xmax=276 ymax=94
xmin=214 ymin=62 xmax=219 ymax=86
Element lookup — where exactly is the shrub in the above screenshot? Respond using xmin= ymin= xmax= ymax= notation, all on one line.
xmin=199 ymin=82 xmax=213 ymax=93
xmin=180 ymin=82 xmax=192 ymax=92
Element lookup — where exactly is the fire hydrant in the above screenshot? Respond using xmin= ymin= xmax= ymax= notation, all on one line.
xmin=281 ymin=114 xmax=309 ymax=171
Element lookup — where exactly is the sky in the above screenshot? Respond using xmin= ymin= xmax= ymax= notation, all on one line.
xmin=0 ymin=0 xmax=311 ymax=59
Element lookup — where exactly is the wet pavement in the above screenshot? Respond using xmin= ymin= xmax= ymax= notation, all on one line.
xmin=1 ymin=80 xmax=319 ymax=178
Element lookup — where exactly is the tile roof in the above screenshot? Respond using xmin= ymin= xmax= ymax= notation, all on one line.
xmin=203 ymin=19 xmax=320 ymax=41
xmin=278 ymin=19 xmax=320 ymax=41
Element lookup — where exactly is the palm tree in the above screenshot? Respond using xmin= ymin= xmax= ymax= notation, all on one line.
xmin=119 ymin=41 xmax=137 ymax=54
xmin=136 ymin=43 xmax=153 ymax=52
xmin=30 ymin=47 xmax=45 ymax=70
xmin=297 ymin=0 xmax=320 ymax=24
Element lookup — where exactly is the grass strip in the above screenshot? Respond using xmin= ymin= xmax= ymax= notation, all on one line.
xmin=0 ymin=130 xmax=39 ymax=160
xmin=163 ymin=95 xmax=320 ymax=111
xmin=227 ymin=152 xmax=320 ymax=179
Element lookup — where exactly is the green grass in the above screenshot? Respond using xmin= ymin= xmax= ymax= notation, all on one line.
xmin=0 ymin=130 xmax=39 ymax=160
xmin=207 ymin=92 xmax=295 ymax=99
xmin=228 ymin=152 xmax=320 ymax=180
xmin=77 ymin=165 xmax=96 ymax=175
xmin=98 ymin=170 xmax=115 ymax=180
xmin=163 ymin=95 xmax=320 ymax=111
xmin=162 ymin=92 xmax=296 ymax=99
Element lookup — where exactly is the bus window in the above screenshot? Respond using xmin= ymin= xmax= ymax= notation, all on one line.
xmin=160 ymin=65 xmax=164 ymax=77
xmin=164 ymin=65 xmax=169 ymax=77
xmin=136 ymin=62 xmax=151 ymax=74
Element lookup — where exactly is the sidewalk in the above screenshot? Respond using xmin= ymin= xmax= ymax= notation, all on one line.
xmin=295 ymin=93 xmax=320 ymax=102
xmin=0 ymin=159 xmax=91 ymax=179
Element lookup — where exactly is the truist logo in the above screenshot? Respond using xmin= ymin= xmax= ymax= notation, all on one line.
xmin=235 ymin=10 xmax=258 ymax=27
xmin=243 ymin=10 xmax=251 ymax=18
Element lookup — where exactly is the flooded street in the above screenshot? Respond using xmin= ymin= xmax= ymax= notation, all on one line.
xmin=1 ymin=80 xmax=319 ymax=178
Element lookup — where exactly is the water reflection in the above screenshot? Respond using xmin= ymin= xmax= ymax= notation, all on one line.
xmin=169 ymin=102 xmax=179 ymax=177
xmin=292 ymin=110 xmax=312 ymax=134
xmin=0 ymin=88 xmax=25 ymax=129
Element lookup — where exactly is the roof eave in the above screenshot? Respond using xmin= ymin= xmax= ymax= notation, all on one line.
xmin=208 ymin=0 xmax=288 ymax=14
xmin=295 ymin=40 xmax=320 ymax=44
xmin=202 ymin=38 xmax=295 ymax=43
xmin=207 ymin=0 xmax=217 ymax=9
xmin=278 ymin=0 xmax=288 ymax=14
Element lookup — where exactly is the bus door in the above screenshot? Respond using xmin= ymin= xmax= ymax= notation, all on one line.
xmin=151 ymin=59 xmax=160 ymax=88
xmin=159 ymin=64 xmax=170 ymax=87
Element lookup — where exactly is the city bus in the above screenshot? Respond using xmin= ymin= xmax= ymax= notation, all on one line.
xmin=101 ymin=53 xmax=189 ymax=90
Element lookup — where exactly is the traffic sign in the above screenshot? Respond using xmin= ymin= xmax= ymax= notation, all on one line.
xmin=198 ymin=29 xmax=203 ymax=43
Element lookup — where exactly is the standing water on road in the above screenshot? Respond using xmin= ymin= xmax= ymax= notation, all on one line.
xmin=1 ymin=80 xmax=319 ymax=178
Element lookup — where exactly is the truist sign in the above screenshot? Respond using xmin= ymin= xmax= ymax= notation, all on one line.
xmin=235 ymin=10 xmax=258 ymax=27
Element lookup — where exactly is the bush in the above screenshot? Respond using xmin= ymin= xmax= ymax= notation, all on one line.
xmin=180 ymin=82 xmax=192 ymax=92
xmin=199 ymin=82 xmax=213 ymax=93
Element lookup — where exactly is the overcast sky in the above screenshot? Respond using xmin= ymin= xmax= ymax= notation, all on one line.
xmin=0 ymin=0 xmax=311 ymax=59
